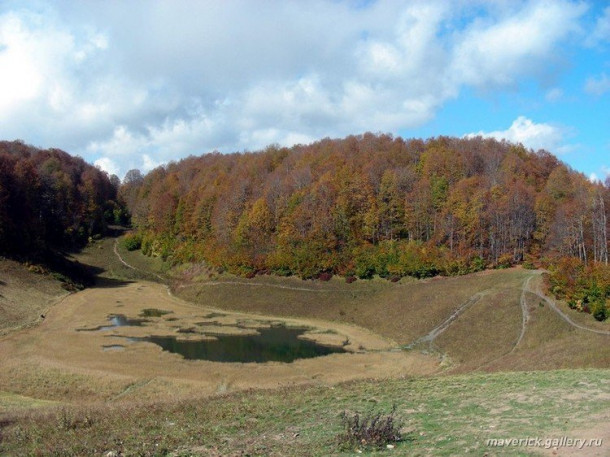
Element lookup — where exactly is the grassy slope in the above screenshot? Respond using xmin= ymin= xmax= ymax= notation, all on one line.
xmin=1 ymin=236 xmax=609 ymax=456
xmin=1 ymin=369 xmax=608 ymax=456
xmin=0 ymin=259 xmax=68 ymax=336
xmin=172 ymin=265 xmax=610 ymax=373
xmin=173 ymin=268 xmax=531 ymax=345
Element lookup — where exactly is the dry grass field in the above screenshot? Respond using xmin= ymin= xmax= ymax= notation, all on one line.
xmin=0 ymin=234 xmax=609 ymax=456
xmin=0 ymin=258 xmax=69 ymax=336
xmin=174 ymin=267 xmax=610 ymax=373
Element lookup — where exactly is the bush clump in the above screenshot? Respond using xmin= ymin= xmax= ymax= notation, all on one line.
xmin=318 ymin=272 xmax=333 ymax=281
xmin=122 ymin=233 xmax=142 ymax=251
xmin=337 ymin=406 xmax=404 ymax=451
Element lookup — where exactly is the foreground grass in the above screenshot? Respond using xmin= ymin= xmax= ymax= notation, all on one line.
xmin=1 ymin=369 xmax=608 ymax=456
xmin=0 ymin=370 xmax=610 ymax=456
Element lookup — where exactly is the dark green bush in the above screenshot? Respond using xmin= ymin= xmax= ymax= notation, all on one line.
xmin=122 ymin=233 xmax=142 ymax=251
xmin=592 ymin=300 xmax=608 ymax=322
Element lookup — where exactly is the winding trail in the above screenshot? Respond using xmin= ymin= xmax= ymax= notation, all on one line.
xmin=179 ymin=281 xmax=343 ymax=293
xmin=113 ymin=240 xmax=136 ymax=270
xmin=476 ymin=272 xmax=610 ymax=371
xmin=405 ymin=291 xmax=485 ymax=349
xmin=509 ymin=275 xmax=533 ymax=354
xmin=473 ymin=273 xmax=538 ymax=370
xmin=113 ymin=240 xmax=164 ymax=281
xmin=526 ymin=273 xmax=610 ymax=336
xmin=114 ymin=240 xmax=610 ymax=341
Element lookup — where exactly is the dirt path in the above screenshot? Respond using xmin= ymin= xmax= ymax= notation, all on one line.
xmin=510 ymin=275 xmax=533 ymax=353
xmin=527 ymin=274 xmax=610 ymax=336
xmin=179 ymin=281 xmax=346 ymax=292
xmin=474 ymin=272 xmax=610 ymax=372
xmin=469 ymin=273 xmax=536 ymax=371
xmin=113 ymin=239 xmax=135 ymax=270
xmin=405 ymin=291 xmax=485 ymax=349
xmin=115 ymin=239 xmax=366 ymax=293
xmin=404 ymin=272 xmax=543 ymax=353
xmin=114 ymin=240 xmax=165 ymax=282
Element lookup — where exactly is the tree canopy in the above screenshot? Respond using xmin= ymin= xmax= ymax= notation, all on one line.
xmin=0 ymin=141 xmax=126 ymax=257
xmin=121 ymin=133 xmax=609 ymax=281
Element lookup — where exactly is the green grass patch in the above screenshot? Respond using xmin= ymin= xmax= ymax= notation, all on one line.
xmin=139 ymin=308 xmax=172 ymax=318
xmin=0 ymin=392 xmax=58 ymax=414
xmin=1 ymin=369 xmax=608 ymax=456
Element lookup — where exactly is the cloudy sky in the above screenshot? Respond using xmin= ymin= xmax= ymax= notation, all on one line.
xmin=0 ymin=0 xmax=608 ymax=181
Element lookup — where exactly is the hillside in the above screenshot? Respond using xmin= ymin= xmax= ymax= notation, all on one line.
xmin=0 ymin=141 xmax=126 ymax=258
xmin=121 ymin=134 xmax=609 ymax=282
xmin=0 ymin=259 xmax=68 ymax=336
xmin=0 ymin=138 xmax=608 ymax=456
xmin=0 ymin=233 xmax=608 ymax=456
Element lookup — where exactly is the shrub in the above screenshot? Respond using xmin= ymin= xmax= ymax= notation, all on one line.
xmin=496 ymin=253 xmax=513 ymax=269
xmin=122 ymin=233 xmax=142 ymax=251
xmin=353 ymin=244 xmax=377 ymax=279
xmin=337 ymin=406 xmax=403 ymax=450
xmin=318 ymin=272 xmax=333 ymax=281
xmin=592 ymin=300 xmax=609 ymax=322
xmin=470 ymin=255 xmax=486 ymax=272
xmin=345 ymin=275 xmax=357 ymax=284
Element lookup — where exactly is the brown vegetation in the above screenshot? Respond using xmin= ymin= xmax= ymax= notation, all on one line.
xmin=121 ymin=134 xmax=609 ymax=287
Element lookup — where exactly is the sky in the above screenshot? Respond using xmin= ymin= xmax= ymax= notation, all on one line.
xmin=0 ymin=0 xmax=608 ymax=182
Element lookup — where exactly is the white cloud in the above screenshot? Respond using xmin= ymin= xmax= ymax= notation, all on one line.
xmin=94 ymin=157 xmax=119 ymax=176
xmin=466 ymin=116 xmax=568 ymax=153
xmin=584 ymin=73 xmax=610 ymax=96
xmin=450 ymin=1 xmax=585 ymax=88
xmin=142 ymin=154 xmax=163 ymax=173
xmin=0 ymin=1 xmax=590 ymax=177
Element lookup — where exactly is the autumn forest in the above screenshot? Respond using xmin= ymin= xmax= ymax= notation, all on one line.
xmin=1 ymin=135 xmax=609 ymax=320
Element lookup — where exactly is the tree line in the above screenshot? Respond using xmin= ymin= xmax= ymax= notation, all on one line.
xmin=120 ymin=134 xmax=609 ymax=286
xmin=0 ymin=141 xmax=126 ymax=258
xmin=1 ymin=135 xmax=606 ymax=320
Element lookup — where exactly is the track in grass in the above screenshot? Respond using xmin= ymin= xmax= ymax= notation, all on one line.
xmin=510 ymin=274 xmax=533 ymax=354
xmin=527 ymin=276 xmax=610 ymax=336
xmin=404 ymin=291 xmax=486 ymax=351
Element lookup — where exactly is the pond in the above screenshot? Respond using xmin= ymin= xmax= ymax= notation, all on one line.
xmin=131 ymin=325 xmax=346 ymax=363
xmin=88 ymin=313 xmax=347 ymax=363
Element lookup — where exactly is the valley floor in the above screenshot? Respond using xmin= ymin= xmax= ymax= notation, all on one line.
xmin=0 ymin=234 xmax=608 ymax=456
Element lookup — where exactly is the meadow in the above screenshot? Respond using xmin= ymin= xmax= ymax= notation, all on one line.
xmin=0 ymin=235 xmax=608 ymax=456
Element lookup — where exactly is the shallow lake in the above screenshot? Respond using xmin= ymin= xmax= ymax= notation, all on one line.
xmin=132 ymin=325 xmax=346 ymax=363
xmin=93 ymin=314 xmax=347 ymax=363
